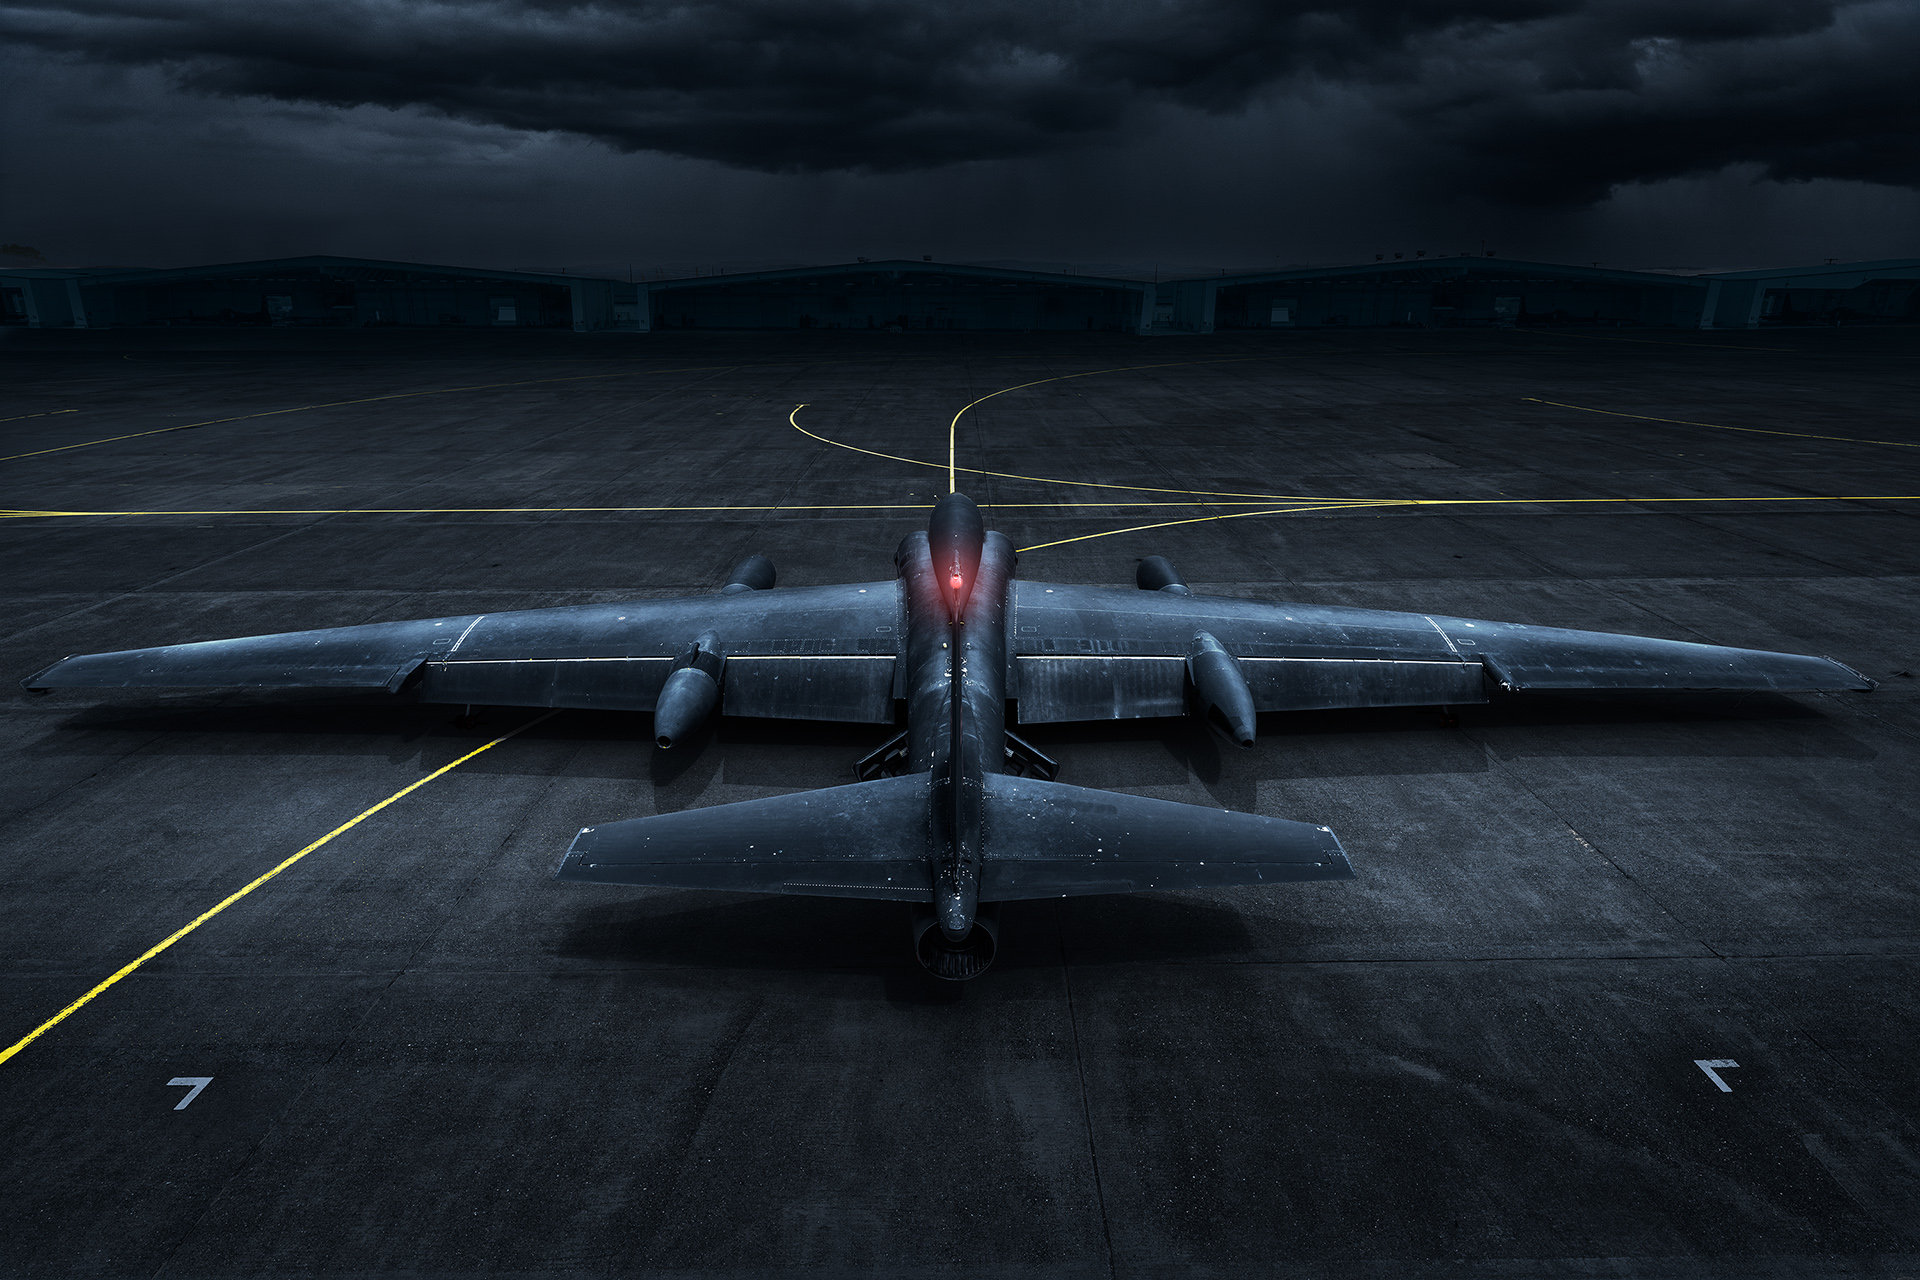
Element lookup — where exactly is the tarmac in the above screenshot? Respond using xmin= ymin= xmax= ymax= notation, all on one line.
xmin=1 ymin=322 xmax=1916 ymax=1279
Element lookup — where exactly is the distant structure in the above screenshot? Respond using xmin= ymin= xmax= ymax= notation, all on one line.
xmin=0 ymin=256 xmax=638 ymax=332
xmin=1150 ymin=256 xmax=1920 ymax=332
xmin=3 ymin=253 xmax=1915 ymax=333
xmin=638 ymin=260 xmax=1151 ymax=333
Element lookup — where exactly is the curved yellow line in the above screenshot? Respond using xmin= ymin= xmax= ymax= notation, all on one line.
xmin=1015 ymin=504 xmax=1379 ymax=552
xmin=1013 ymin=492 xmax=1920 ymax=553
xmin=790 ymin=402 xmax=1360 ymax=502
xmin=942 ymin=356 xmax=1296 ymax=495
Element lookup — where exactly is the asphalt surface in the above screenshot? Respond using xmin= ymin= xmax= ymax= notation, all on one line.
xmin=1 ymin=323 xmax=1917 ymax=1279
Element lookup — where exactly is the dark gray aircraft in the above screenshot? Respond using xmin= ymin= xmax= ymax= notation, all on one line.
xmin=25 ymin=494 xmax=1873 ymax=978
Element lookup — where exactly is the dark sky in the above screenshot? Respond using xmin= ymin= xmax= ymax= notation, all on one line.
xmin=3 ymin=0 xmax=1916 ymax=274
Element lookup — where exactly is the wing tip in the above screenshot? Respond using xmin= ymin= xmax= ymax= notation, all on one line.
xmin=1822 ymin=657 xmax=1877 ymax=691
xmin=20 ymin=659 xmax=72 ymax=693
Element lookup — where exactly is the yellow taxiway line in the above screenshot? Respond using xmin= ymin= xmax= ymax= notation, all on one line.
xmin=0 ymin=709 xmax=559 ymax=1068
xmin=1012 ymin=492 xmax=1920 ymax=552
xmin=0 ymin=500 xmax=1334 ymax=521
xmin=1525 ymin=397 xmax=1920 ymax=449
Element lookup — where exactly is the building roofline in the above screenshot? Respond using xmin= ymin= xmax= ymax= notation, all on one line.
xmin=1700 ymin=258 xmax=1920 ymax=280
xmin=1170 ymin=255 xmax=1712 ymax=288
xmin=640 ymin=259 xmax=1148 ymax=291
xmin=2 ymin=255 xmax=620 ymax=288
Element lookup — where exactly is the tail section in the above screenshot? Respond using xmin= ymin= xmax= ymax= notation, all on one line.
xmin=978 ymin=773 xmax=1351 ymax=900
xmin=556 ymin=774 xmax=932 ymax=900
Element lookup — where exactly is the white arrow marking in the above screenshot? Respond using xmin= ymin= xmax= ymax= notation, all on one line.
xmin=167 ymin=1076 xmax=213 ymax=1110
xmin=1694 ymin=1059 xmax=1739 ymax=1092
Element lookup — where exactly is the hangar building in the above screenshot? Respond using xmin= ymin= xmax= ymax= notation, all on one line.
xmin=635 ymin=260 xmax=1153 ymax=333
xmin=1156 ymin=256 xmax=1920 ymax=332
xmin=5 ymin=254 xmax=1913 ymax=334
xmin=1157 ymin=257 xmax=1710 ymax=332
xmin=1697 ymin=258 xmax=1920 ymax=329
xmin=0 ymin=256 xmax=640 ymax=331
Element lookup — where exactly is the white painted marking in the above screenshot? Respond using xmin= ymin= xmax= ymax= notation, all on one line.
xmin=168 ymin=1076 xmax=213 ymax=1110
xmin=1421 ymin=615 xmax=1464 ymax=658
xmin=445 ymin=614 xmax=487 ymax=656
xmin=1694 ymin=1059 xmax=1739 ymax=1091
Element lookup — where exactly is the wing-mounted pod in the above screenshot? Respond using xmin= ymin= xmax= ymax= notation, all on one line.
xmin=1187 ymin=630 xmax=1256 ymax=747
xmin=720 ymin=555 xmax=776 ymax=594
xmin=653 ymin=632 xmax=723 ymax=748
xmin=1137 ymin=556 xmax=1191 ymax=595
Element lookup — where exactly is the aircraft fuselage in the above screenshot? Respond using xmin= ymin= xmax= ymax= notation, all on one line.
xmin=899 ymin=494 xmax=1012 ymax=944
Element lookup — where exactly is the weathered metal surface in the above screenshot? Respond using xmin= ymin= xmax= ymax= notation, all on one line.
xmin=720 ymin=656 xmax=895 ymax=723
xmin=557 ymin=774 xmax=933 ymax=900
xmin=1009 ymin=582 xmax=1872 ymax=699
xmin=978 ymin=773 xmax=1352 ymax=900
xmin=1241 ymin=656 xmax=1488 ymax=712
xmin=1013 ymin=655 xmax=1185 ymax=723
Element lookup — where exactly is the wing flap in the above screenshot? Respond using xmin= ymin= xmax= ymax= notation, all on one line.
xmin=1242 ymin=656 xmax=1487 ymax=711
xmin=555 ymin=774 xmax=933 ymax=901
xmin=979 ymin=773 xmax=1352 ymax=900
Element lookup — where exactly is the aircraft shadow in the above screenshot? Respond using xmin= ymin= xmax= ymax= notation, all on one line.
xmin=552 ymin=890 xmax=1259 ymax=1000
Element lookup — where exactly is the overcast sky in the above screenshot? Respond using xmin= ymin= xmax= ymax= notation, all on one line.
xmin=3 ymin=0 xmax=1915 ymax=274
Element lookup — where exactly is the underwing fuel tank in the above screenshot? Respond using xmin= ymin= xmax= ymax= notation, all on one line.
xmin=1137 ymin=556 xmax=1190 ymax=595
xmin=652 ymin=633 xmax=721 ymax=748
xmin=720 ymin=555 xmax=776 ymax=594
xmin=1187 ymin=630 xmax=1257 ymax=747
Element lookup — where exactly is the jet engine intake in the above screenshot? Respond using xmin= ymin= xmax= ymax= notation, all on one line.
xmin=1187 ymin=630 xmax=1257 ymax=747
xmin=721 ymin=555 xmax=776 ymax=594
xmin=1137 ymin=556 xmax=1190 ymax=595
xmin=910 ymin=902 xmax=999 ymax=981
xmin=653 ymin=633 xmax=723 ymax=748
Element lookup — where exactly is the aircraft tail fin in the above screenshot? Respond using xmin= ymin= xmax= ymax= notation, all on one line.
xmin=979 ymin=773 xmax=1351 ymax=900
xmin=556 ymin=774 xmax=932 ymax=901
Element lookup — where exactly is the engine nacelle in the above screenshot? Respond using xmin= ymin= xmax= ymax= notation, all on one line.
xmin=653 ymin=633 xmax=722 ymax=748
xmin=1187 ymin=630 xmax=1256 ymax=748
xmin=721 ymin=555 xmax=776 ymax=594
xmin=1136 ymin=555 xmax=1190 ymax=595
xmin=910 ymin=902 xmax=1000 ymax=981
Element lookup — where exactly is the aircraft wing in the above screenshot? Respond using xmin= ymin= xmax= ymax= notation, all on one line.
xmin=1009 ymin=581 xmax=1874 ymax=723
xmin=22 ymin=582 xmax=905 ymax=723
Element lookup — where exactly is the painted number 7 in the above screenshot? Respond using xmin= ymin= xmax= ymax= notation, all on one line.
xmin=1694 ymin=1060 xmax=1738 ymax=1092
xmin=167 ymin=1077 xmax=213 ymax=1110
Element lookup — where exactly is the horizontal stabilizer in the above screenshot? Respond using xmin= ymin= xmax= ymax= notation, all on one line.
xmin=556 ymin=774 xmax=933 ymax=901
xmin=979 ymin=773 xmax=1352 ymax=900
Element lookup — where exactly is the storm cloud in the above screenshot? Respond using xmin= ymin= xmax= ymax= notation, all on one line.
xmin=3 ymin=0 xmax=1915 ymax=207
